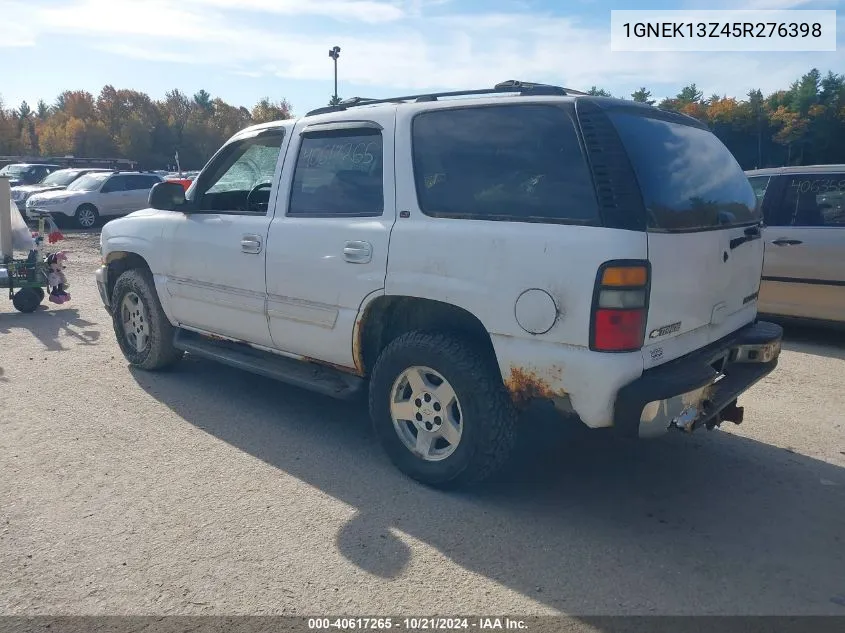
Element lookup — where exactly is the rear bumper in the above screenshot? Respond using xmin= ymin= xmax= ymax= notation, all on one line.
xmin=613 ymin=320 xmax=783 ymax=438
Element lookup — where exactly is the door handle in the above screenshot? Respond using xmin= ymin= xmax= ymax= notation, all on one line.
xmin=343 ymin=240 xmax=373 ymax=264
xmin=771 ymin=239 xmax=803 ymax=246
xmin=241 ymin=234 xmax=262 ymax=254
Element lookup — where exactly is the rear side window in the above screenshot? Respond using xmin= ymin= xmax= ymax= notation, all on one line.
xmin=609 ymin=112 xmax=760 ymax=231
xmin=288 ymin=129 xmax=384 ymax=217
xmin=412 ymin=105 xmax=599 ymax=224
xmin=769 ymin=173 xmax=845 ymax=227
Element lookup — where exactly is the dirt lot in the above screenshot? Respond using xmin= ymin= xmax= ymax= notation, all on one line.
xmin=1 ymin=229 xmax=844 ymax=616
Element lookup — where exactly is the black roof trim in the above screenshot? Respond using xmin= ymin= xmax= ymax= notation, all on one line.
xmin=305 ymin=80 xmax=578 ymax=116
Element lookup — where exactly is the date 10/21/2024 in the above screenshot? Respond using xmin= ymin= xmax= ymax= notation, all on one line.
xmin=307 ymin=617 xmax=528 ymax=630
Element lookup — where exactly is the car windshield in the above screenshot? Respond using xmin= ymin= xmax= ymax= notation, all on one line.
xmin=0 ymin=165 xmax=27 ymax=176
xmin=67 ymin=172 xmax=110 ymax=191
xmin=40 ymin=170 xmax=81 ymax=187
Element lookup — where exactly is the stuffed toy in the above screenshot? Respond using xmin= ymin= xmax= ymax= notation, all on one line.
xmin=46 ymin=251 xmax=71 ymax=304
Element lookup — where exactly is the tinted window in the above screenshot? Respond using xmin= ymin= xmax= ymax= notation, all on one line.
xmin=125 ymin=175 xmax=160 ymax=190
xmin=412 ymin=105 xmax=598 ymax=223
xmin=195 ymin=129 xmax=285 ymax=213
xmin=609 ymin=111 xmax=760 ymax=231
xmin=771 ymin=174 xmax=845 ymax=227
xmin=288 ymin=129 xmax=384 ymax=217
xmin=101 ymin=176 xmax=126 ymax=193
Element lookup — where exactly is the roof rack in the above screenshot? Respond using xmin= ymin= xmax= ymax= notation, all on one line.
xmin=305 ymin=80 xmax=581 ymax=116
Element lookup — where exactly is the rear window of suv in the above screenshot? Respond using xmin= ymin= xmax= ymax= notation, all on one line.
xmin=609 ymin=111 xmax=760 ymax=231
xmin=412 ymin=104 xmax=599 ymax=224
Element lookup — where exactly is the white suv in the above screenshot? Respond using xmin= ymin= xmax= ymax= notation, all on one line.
xmin=26 ymin=171 xmax=163 ymax=228
xmin=96 ymin=81 xmax=783 ymax=488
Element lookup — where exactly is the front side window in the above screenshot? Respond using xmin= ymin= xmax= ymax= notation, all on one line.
xmin=288 ymin=128 xmax=384 ymax=217
xmin=770 ymin=174 xmax=845 ymax=227
xmin=412 ymin=104 xmax=599 ymax=224
xmin=193 ymin=129 xmax=285 ymax=213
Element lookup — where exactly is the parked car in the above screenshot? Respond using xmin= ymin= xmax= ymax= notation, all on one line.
xmin=10 ymin=167 xmax=111 ymax=212
xmin=97 ymin=81 xmax=782 ymax=488
xmin=26 ymin=171 xmax=163 ymax=228
xmin=746 ymin=164 xmax=845 ymax=324
xmin=0 ymin=163 xmax=61 ymax=187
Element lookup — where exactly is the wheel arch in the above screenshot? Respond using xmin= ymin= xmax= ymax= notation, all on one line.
xmin=354 ymin=295 xmax=498 ymax=378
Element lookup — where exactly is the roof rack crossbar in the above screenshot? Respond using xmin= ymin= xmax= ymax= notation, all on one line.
xmin=304 ymin=80 xmax=572 ymax=116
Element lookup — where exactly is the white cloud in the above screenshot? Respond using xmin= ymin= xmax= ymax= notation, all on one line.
xmin=12 ymin=0 xmax=845 ymax=108
xmin=183 ymin=0 xmax=406 ymax=23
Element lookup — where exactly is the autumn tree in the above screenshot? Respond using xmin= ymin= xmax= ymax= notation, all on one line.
xmin=251 ymin=97 xmax=292 ymax=124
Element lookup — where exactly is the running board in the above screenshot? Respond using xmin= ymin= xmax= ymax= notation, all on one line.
xmin=173 ymin=329 xmax=364 ymax=400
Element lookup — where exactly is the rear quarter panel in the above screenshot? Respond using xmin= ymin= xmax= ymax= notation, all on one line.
xmin=391 ymin=101 xmax=648 ymax=426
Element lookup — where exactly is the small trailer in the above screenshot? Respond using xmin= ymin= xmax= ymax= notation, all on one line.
xmin=1 ymin=176 xmax=65 ymax=313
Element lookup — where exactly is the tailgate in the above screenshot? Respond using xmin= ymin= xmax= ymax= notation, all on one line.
xmin=606 ymin=109 xmax=764 ymax=367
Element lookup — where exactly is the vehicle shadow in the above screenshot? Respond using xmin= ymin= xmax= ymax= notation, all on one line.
xmin=130 ymin=357 xmax=845 ymax=615
xmin=0 ymin=306 xmax=101 ymax=351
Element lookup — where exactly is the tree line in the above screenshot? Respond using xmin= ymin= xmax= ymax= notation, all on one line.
xmin=587 ymin=68 xmax=845 ymax=169
xmin=0 ymin=87 xmax=292 ymax=170
xmin=1 ymin=68 xmax=843 ymax=170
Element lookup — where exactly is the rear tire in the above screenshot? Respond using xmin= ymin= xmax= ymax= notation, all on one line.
xmin=369 ymin=331 xmax=517 ymax=489
xmin=111 ymin=268 xmax=183 ymax=370
xmin=74 ymin=204 xmax=99 ymax=229
xmin=12 ymin=288 xmax=42 ymax=313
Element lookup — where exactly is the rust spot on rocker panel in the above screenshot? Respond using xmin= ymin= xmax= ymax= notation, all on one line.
xmin=301 ymin=356 xmax=363 ymax=377
xmin=504 ymin=365 xmax=566 ymax=405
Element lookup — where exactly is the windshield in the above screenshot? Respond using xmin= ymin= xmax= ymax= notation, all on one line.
xmin=609 ymin=111 xmax=760 ymax=231
xmin=68 ymin=172 xmax=110 ymax=192
xmin=0 ymin=165 xmax=27 ymax=176
xmin=40 ymin=170 xmax=81 ymax=187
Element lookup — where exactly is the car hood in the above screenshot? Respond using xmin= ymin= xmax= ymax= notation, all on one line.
xmin=124 ymin=207 xmax=164 ymax=219
xmin=30 ymin=188 xmax=86 ymax=201
xmin=13 ymin=184 xmax=65 ymax=195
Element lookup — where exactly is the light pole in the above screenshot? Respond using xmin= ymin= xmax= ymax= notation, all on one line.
xmin=329 ymin=46 xmax=341 ymax=103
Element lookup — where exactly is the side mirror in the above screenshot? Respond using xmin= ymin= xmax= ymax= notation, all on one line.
xmin=149 ymin=181 xmax=188 ymax=211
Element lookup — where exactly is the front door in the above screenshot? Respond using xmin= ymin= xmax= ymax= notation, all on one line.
xmin=264 ymin=111 xmax=397 ymax=368
xmin=760 ymin=172 xmax=845 ymax=322
xmin=164 ymin=126 xmax=289 ymax=346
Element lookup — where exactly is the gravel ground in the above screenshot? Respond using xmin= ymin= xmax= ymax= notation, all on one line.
xmin=1 ymin=229 xmax=844 ymax=616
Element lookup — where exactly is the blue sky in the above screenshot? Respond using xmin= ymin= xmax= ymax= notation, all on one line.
xmin=1 ymin=0 xmax=842 ymax=116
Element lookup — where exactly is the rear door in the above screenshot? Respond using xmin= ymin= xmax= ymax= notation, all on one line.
xmin=97 ymin=175 xmax=130 ymax=216
xmin=759 ymin=171 xmax=845 ymax=322
xmin=606 ymin=109 xmax=764 ymax=368
xmin=124 ymin=175 xmax=161 ymax=212
xmin=264 ymin=111 xmax=396 ymax=368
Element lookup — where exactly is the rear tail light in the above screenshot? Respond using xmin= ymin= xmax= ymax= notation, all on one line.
xmin=591 ymin=262 xmax=650 ymax=352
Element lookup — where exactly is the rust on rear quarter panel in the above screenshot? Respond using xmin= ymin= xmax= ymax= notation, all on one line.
xmin=504 ymin=365 xmax=566 ymax=405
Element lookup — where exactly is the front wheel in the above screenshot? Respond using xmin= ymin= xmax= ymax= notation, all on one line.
xmin=369 ymin=331 xmax=517 ymax=488
xmin=111 ymin=268 xmax=183 ymax=370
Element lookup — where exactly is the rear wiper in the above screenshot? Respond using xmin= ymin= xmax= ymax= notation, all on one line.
xmin=729 ymin=225 xmax=762 ymax=250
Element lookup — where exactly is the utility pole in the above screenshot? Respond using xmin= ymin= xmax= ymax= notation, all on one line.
xmin=329 ymin=46 xmax=341 ymax=103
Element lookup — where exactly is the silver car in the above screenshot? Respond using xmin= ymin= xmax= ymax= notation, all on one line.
xmin=26 ymin=171 xmax=163 ymax=229
xmin=747 ymin=164 xmax=845 ymax=324
xmin=10 ymin=168 xmax=110 ymax=212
